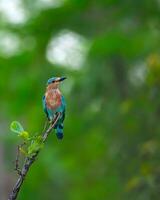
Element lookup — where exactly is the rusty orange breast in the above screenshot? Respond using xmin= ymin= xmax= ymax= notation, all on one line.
xmin=45 ymin=89 xmax=61 ymax=110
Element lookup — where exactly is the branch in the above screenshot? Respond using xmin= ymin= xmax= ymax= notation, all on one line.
xmin=8 ymin=113 xmax=60 ymax=200
xmin=14 ymin=143 xmax=26 ymax=176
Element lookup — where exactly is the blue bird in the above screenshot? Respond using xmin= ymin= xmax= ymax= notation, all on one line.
xmin=43 ymin=77 xmax=66 ymax=139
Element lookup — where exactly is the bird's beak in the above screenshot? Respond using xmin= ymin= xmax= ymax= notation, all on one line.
xmin=58 ymin=77 xmax=67 ymax=82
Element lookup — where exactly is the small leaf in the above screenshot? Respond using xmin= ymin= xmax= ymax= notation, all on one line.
xmin=18 ymin=131 xmax=29 ymax=140
xmin=10 ymin=121 xmax=24 ymax=134
xmin=28 ymin=138 xmax=44 ymax=156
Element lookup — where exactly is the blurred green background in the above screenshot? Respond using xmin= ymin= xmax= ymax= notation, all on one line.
xmin=1 ymin=0 xmax=160 ymax=199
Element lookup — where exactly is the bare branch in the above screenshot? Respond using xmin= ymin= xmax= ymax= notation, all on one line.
xmin=14 ymin=143 xmax=26 ymax=176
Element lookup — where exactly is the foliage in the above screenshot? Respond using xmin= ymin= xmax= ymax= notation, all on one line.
xmin=1 ymin=0 xmax=160 ymax=200
xmin=10 ymin=121 xmax=43 ymax=157
xmin=10 ymin=121 xmax=29 ymax=140
xmin=27 ymin=136 xmax=43 ymax=157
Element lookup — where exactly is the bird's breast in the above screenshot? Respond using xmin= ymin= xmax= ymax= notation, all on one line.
xmin=45 ymin=89 xmax=62 ymax=110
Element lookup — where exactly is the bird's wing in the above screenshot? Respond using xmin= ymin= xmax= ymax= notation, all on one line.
xmin=55 ymin=95 xmax=66 ymax=123
xmin=53 ymin=95 xmax=66 ymax=132
xmin=60 ymin=95 xmax=66 ymax=123
xmin=42 ymin=95 xmax=49 ymax=120
xmin=61 ymin=95 xmax=66 ymax=109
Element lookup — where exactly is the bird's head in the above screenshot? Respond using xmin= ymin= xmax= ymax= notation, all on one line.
xmin=47 ymin=76 xmax=67 ymax=89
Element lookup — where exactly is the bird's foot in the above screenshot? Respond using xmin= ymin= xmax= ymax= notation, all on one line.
xmin=50 ymin=113 xmax=61 ymax=124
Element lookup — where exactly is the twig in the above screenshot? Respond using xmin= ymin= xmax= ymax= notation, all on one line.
xmin=14 ymin=143 xmax=26 ymax=176
xmin=42 ymin=120 xmax=49 ymax=132
xmin=8 ymin=113 xmax=60 ymax=200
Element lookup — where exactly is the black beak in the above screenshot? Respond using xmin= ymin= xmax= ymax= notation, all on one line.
xmin=59 ymin=77 xmax=67 ymax=82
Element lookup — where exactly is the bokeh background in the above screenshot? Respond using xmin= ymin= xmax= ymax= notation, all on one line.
xmin=1 ymin=0 xmax=160 ymax=199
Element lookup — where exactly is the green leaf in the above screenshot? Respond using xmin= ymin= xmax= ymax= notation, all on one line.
xmin=27 ymin=136 xmax=44 ymax=156
xmin=10 ymin=121 xmax=24 ymax=134
xmin=19 ymin=131 xmax=29 ymax=140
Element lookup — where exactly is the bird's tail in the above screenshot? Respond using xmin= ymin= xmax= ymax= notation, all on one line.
xmin=55 ymin=124 xmax=63 ymax=139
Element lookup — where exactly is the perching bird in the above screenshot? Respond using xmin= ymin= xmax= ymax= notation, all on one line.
xmin=43 ymin=76 xmax=66 ymax=139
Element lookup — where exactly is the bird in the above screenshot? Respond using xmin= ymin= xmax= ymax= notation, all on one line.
xmin=43 ymin=76 xmax=66 ymax=139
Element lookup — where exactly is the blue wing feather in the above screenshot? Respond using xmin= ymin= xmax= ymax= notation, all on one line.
xmin=42 ymin=95 xmax=49 ymax=120
xmin=55 ymin=95 xmax=66 ymax=139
